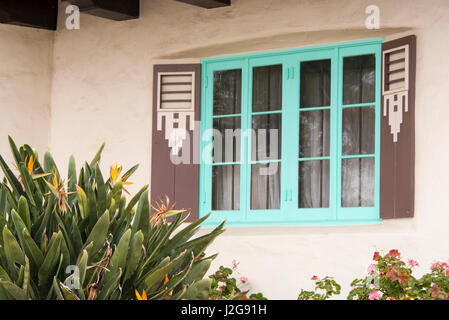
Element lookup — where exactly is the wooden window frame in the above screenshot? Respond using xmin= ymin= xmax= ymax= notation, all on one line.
xmin=199 ymin=39 xmax=383 ymax=227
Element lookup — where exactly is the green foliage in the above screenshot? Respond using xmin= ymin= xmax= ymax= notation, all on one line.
xmin=184 ymin=279 xmax=212 ymax=300
xmin=209 ymin=266 xmax=240 ymax=299
xmin=297 ymin=276 xmax=341 ymax=300
xmin=416 ymin=263 xmax=449 ymax=300
xmin=348 ymin=249 xmax=413 ymax=300
xmin=298 ymin=249 xmax=449 ymax=300
xmin=208 ymin=263 xmax=267 ymax=300
xmin=348 ymin=250 xmax=449 ymax=300
xmin=0 ymin=137 xmax=225 ymax=300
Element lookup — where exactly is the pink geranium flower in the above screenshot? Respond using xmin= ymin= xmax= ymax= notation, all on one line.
xmin=369 ymin=291 xmax=382 ymax=300
xmin=367 ymin=264 xmax=376 ymax=274
xmin=430 ymin=262 xmax=447 ymax=271
xmin=408 ymin=259 xmax=419 ymax=267
xmin=311 ymin=275 xmax=319 ymax=281
xmin=239 ymin=276 xmax=248 ymax=283
xmin=429 ymin=284 xmax=440 ymax=298
xmin=388 ymin=249 xmax=400 ymax=258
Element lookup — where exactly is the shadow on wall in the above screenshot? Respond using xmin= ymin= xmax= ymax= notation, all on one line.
xmin=154 ymin=27 xmax=412 ymax=59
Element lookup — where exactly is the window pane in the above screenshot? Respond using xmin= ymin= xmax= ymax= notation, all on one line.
xmin=252 ymin=65 xmax=282 ymax=112
xmin=251 ymin=114 xmax=281 ymax=161
xmin=299 ymin=160 xmax=330 ymax=208
xmin=300 ymin=59 xmax=331 ymax=108
xmin=212 ymin=165 xmax=240 ymax=210
xmin=342 ymin=106 xmax=375 ymax=155
xmin=341 ymin=158 xmax=375 ymax=207
xmin=213 ymin=117 xmax=241 ymax=163
xmin=251 ymin=163 xmax=281 ymax=210
xmin=213 ymin=69 xmax=242 ymax=115
xmin=299 ymin=110 xmax=330 ymax=158
xmin=343 ymin=55 xmax=375 ymax=105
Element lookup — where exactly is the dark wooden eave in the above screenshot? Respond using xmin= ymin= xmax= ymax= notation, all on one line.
xmin=0 ymin=0 xmax=139 ymax=30
xmin=0 ymin=0 xmax=58 ymax=30
xmin=0 ymin=0 xmax=230 ymax=31
xmin=65 ymin=0 xmax=139 ymax=21
xmin=176 ymin=0 xmax=231 ymax=9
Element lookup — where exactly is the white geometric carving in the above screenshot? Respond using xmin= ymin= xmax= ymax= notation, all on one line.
xmin=383 ymin=92 xmax=408 ymax=143
xmin=382 ymin=44 xmax=410 ymax=143
xmin=157 ymin=111 xmax=194 ymax=155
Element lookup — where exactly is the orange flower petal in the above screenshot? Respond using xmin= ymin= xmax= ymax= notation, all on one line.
xmin=135 ymin=289 xmax=142 ymax=300
xmin=27 ymin=156 xmax=35 ymax=174
xmin=53 ymin=173 xmax=59 ymax=189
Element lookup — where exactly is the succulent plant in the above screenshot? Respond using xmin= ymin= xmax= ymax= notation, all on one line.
xmin=0 ymin=136 xmax=225 ymax=300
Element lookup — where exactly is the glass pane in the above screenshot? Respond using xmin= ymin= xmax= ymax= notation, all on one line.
xmin=213 ymin=117 xmax=241 ymax=163
xmin=251 ymin=114 xmax=281 ymax=161
xmin=212 ymin=165 xmax=240 ymax=210
xmin=299 ymin=110 xmax=330 ymax=158
xmin=299 ymin=160 xmax=330 ymax=208
xmin=343 ymin=55 xmax=375 ymax=105
xmin=252 ymin=65 xmax=282 ymax=112
xmin=300 ymin=59 xmax=331 ymax=108
xmin=342 ymin=106 xmax=375 ymax=155
xmin=341 ymin=158 xmax=375 ymax=207
xmin=213 ymin=69 xmax=242 ymax=115
xmin=251 ymin=163 xmax=281 ymax=210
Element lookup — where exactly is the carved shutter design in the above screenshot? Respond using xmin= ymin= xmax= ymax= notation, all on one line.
xmin=380 ymin=35 xmax=416 ymax=219
xmin=151 ymin=64 xmax=201 ymax=222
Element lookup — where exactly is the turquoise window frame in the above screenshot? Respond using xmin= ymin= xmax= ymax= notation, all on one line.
xmin=199 ymin=39 xmax=383 ymax=228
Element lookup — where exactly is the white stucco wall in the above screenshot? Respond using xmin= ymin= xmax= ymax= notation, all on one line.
xmin=5 ymin=0 xmax=448 ymax=299
xmin=0 ymin=24 xmax=53 ymax=162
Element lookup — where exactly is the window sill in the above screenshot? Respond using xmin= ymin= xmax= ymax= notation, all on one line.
xmin=200 ymin=218 xmax=382 ymax=229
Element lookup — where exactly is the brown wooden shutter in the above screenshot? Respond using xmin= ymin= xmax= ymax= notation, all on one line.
xmin=380 ymin=35 xmax=416 ymax=219
xmin=151 ymin=64 xmax=201 ymax=222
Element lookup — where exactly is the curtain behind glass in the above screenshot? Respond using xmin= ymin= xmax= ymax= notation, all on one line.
xmin=212 ymin=70 xmax=242 ymax=210
xmin=251 ymin=163 xmax=281 ymax=209
xmin=299 ymin=60 xmax=331 ymax=208
xmin=212 ymin=165 xmax=240 ymax=210
xmin=341 ymin=55 xmax=376 ymax=207
xmin=251 ymin=65 xmax=282 ymax=210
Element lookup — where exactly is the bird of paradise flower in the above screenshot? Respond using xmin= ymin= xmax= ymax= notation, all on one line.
xmin=151 ymin=196 xmax=187 ymax=227
xmin=15 ymin=155 xmax=51 ymax=188
xmin=135 ymin=274 xmax=173 ymax=300
xmin=109 ymin=164 xmax=135 ymax=195
xmin=26 ymin=155 xmax=35 ymax=174
xmin=44 ymin=169 xmax=74 ymax=214
xmin=135 ymin=289 xmax=148 ymax=300
xmin=164 ymin=273 xmax=174 ymax=297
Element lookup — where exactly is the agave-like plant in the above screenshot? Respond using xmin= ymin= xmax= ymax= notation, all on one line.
xmin=0 ymin=136 xmax=225 ymax=300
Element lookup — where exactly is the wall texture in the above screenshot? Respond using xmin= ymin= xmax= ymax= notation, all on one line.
xmin=0 ymin=24 xmax=53 ymax=162
xmin=13 ymin=0 xmax=449 ymax=299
